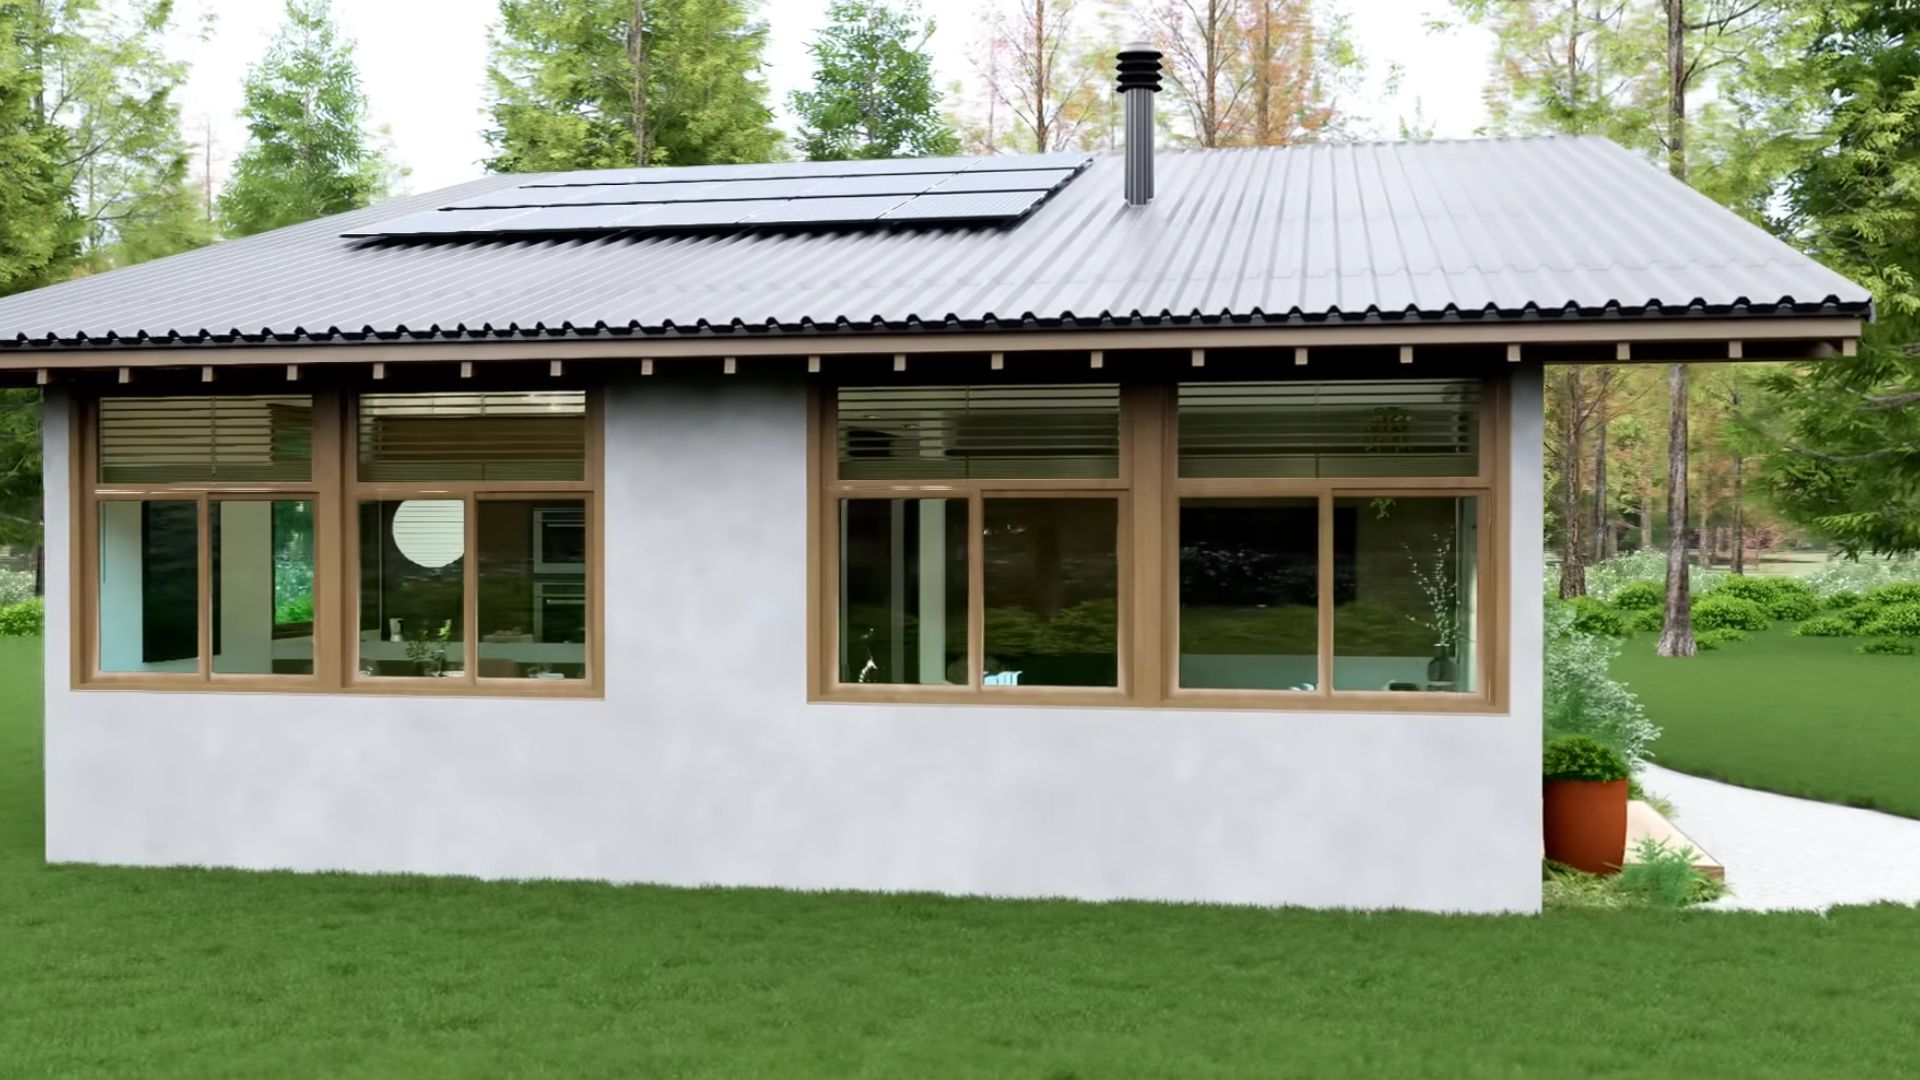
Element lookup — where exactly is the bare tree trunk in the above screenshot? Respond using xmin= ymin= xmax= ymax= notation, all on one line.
xmin=1658 ymin=365 xmax=1696 ymax=656
xmin=1730 ymin=384 xmax=1745 ymax=574
xmin=32 ymin=543 xmax=43 ymax=598
xmin=1667 ymin=0 xmax=1686 ymax=181
xmin=627 ymin=0 xmax=648 ymax=166
xmin=1557 ymin=371 xmax=1587 ymax=598
xmin=1591 ymin=421 xmax=1609 ymax=563
xmin=1254 ymin=2 xmax=1272 ymax=144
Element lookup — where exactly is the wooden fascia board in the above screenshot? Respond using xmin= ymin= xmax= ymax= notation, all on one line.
xmin=0 ymin=316 xmax=1865 ymax=372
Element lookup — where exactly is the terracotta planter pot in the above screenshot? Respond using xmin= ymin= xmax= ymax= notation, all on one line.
xmin=1543 ymin=779 xmax=1629 ymax=875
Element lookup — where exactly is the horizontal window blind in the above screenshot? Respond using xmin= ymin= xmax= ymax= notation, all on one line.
xmin=837 ymin=385 xmax=1121 ymax=480
xmin=1179 ymin=380 xmax=1480 ymax=478
xmin=98 ymin=396 xmax=314 ymax=484
xmin=358 ymin=391 xmax=587 ymax=482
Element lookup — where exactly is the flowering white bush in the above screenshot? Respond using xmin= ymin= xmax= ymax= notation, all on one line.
xmin=1575 ymin=551 xmax=1725 ymax=603
xmin=1544 ymin=600 xmax=1660 ymax=769
xmin=1802 ymin=558 xmax=1920 ymax=599
xmin=0 ymin=569 xmax=34 ymax=609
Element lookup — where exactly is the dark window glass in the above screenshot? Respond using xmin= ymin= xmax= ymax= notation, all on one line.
xmin=983 ymin=499 xmax=1119 ymax=688
xmin=1332 ymin=496 xmax=1479 ymax=693
xmin=1179 ymin=499 xmax=1318 ymax=691
xmin=838 ymin=499 xmax=968 ymax=685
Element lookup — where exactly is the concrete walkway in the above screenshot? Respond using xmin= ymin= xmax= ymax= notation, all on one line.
xmin=1640 ymin=763 xmax=1920 ymax=912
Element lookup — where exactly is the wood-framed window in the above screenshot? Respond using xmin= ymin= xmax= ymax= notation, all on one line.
xmin=73 ymin=387 xmax=603 ymax=697
xmin=811 ymin=374 xmax=1507 ymax=712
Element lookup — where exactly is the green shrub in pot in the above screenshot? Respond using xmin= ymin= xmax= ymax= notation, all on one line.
xmin=1543 ymin=735 xmax=1631 ymax=784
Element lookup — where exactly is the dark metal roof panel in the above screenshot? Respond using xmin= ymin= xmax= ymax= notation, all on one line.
xmin=0 ymin=137 xmax=1870 ymax=350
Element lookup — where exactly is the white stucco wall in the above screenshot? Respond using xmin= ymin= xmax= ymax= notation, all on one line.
xmin=40 ymin=369 xmax=1546 ymax=912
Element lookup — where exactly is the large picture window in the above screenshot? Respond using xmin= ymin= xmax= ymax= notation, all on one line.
xmin=76 ymin=388 xmax=600 ymax=696
xmin=817 ymin=376 xmax=1501 ymax=710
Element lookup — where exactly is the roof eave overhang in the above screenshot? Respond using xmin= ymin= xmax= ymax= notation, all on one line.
xmin=0 ymin=308 xmax=1870 ymax=375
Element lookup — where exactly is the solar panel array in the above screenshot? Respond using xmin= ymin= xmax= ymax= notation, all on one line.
xmin=343 ymin=153 xmax=1094 ymax=240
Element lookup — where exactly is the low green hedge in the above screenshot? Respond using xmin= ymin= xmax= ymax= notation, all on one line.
xmin=1795 ymin=614 xmax=1856 ymax=638
xmin=1569 ymin=596 xmax=1630 ymax=637
xmin=1857 ymin=638 xmax=1916 ymax=656
xmin=1695 ymin=628 xmax=1748 ymax=651
xmin=1709 ymin=576 xmax=1819 ymax=621
xmin=0 ymin=598 xmax=43 ymax=637
xmin=1861 ymin=602 xmax=1920 ymax=638
xmin=1692 ymin=594 xmax=1771 ymax=633
xmin=1610 ymin=580 xmax=1664 ymax=611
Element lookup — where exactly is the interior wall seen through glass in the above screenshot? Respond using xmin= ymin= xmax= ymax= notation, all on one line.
xmin=212 ymin=500 xmax=315 ymax=676
xmin=98 ymin=500 xmax=199 ymax=673
xmin=476 ymin=500 xmax=589 ymax=680
xmin=838 ymin=498 xmax=968 ymax=685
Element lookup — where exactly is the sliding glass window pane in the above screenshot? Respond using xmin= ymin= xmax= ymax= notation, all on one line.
xmin=1179 ymin=499 xmax=1318 ymax=691
xmin=1332 ymin=496 xmax=1478 ymax=693
xmin=476 ymin=500 xmax=588 ymax=681
xmin=98 ymin=500 xmax=199 ymax=673
xmin=213 ymin=500 xmax=315 ymax=675
xmin=358 ymin=500 xmax=466 ymax=678
xmin=839 ymin=499 xmax=967 ymax=685
xmin=983 ymin=498 xmax=1119 ymax=688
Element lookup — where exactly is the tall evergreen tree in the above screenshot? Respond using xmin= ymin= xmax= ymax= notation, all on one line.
xmin=0 ymin=3 xmax=71 ymax=295
xmin=219 ymin=0 xmax=392 ymax=237
xmin=485 ymin=0 xmax=781 ymax=172
xmin=790 ymin=0 xmax=957 ymax=160
xmin=1761 ymin=1 xmax=1920 ymax=555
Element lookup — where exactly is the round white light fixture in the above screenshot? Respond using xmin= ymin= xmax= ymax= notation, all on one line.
xmin=390 ymin=500 xmax=465 ymax=569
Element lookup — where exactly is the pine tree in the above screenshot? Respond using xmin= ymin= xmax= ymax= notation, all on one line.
xmin=218 ymin=0 xmax=393 ymax=237
xmin=790 ymin=0 xmax=957 ymax=160
xmin=1761 ymin=1 xmax=1920 ymax=555
xmin=0 ymin=2 xmax=75 ymax=294
xmin=485 ymin=0 xmax=781 ymax=172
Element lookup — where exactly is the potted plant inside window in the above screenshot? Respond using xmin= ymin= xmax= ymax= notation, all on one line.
xmin=1404 ymin=530 xmax=1459 ymax=690
xmin=1542 ymin=735 xmax=1631 ymax=875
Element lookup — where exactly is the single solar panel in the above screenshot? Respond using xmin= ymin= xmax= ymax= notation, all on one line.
xmin=929 ymin=168 xmax=1076 ymax=193
xmin=344 ymin=153 xmax=1094 ymax=239
xmin=881 ymin=190 xmax=1049 ymax=222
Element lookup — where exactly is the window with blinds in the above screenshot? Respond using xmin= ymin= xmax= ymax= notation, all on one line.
xmin=836 ymin=385 xmax=1121 ymax=480
xmin=1178 ymin=380 xmax=1480 ymax=478
xmin=358 ymin=391 xmax=588 ymax=482
xmin=97 ymin=396 xmax=314 ymax=484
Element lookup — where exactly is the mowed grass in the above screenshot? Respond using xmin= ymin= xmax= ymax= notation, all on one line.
xmin=4 ymin=637 xmax=1920 ymax=1078
xmin=1616 ymin=627 xmax=1920 ymax=818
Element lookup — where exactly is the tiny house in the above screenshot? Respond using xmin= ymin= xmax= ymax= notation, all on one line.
xmin=0 ymin=53 xmax=1867 ymax=912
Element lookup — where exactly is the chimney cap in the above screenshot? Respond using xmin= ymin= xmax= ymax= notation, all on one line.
xmin=1116 ymin=42 xmax=1163 ymax=93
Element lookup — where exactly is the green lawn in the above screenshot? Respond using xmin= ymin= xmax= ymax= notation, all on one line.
xmin=4 ymin=637 xmax=1920 ymax=1077
xmin=1615 ymin=627 xmax=1920 ymax=818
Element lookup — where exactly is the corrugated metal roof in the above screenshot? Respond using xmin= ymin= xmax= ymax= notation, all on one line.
xmin=0 ymin=136 xmax=1870 ymax=351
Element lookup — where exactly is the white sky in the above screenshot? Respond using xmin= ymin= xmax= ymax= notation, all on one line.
xmin=171 ymin=0 xmax=1493 ymax=198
